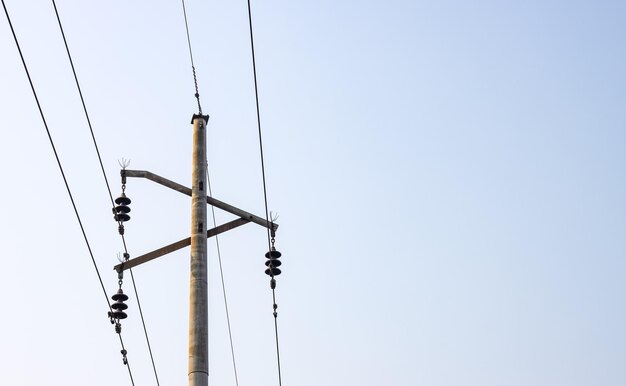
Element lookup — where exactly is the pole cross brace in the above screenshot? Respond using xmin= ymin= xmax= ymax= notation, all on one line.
xmin=113 ymin=169 xmax=278 ymax=273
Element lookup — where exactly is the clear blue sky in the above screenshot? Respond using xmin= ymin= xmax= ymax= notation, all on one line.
xmin=1 ymin=1 xmax=625 ymax=385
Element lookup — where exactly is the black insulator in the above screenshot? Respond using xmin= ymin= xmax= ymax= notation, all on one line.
xmin=112 ymin=288 xmax=129 ymax=302
xmin=265 ymin=248 xmax=282 ymax=276
xmin=115 ymin=193 xmax=131 ymax=206
xmin=265 ymin=259 xmax=282 ymax=267
xmin=115 ymin=213 xmax=131 ymax=222
xmin=265 ymin=249 xmax=282 ymax=260
xmin=265 ymin=267 xmax=282 ymax=276
xmin=111 ymin=301 xmax=128 ymax=311
xmin=111 ymin=288 xmax=128 ymax=319
xmin=112 ymin=310 xmax=128 ymax=319
xmin=115 ymin=205 xmax=131 ymax=214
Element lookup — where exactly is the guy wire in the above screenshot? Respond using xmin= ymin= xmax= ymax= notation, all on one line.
xmin=181 ymin=0 xmax=202 ymax=114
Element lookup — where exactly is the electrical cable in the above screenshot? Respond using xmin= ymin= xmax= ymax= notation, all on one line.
xmin=127 ymin=268 xmax=160 ymax=386
xmin=245 ymin=1 xmax=284 ymax=385
xmin=50 ymin=2 xmax=161 ymax=385
xmin=181 ymin=0 xmax=202 ymax=114
xmin=2 ymin=1 xmax=135 ymax=384
xmin=206 ymin=162 xmax=240 ymax=386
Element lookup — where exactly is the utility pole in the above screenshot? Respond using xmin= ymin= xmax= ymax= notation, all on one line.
xmin=112 ymin=115 xmax=278 ymax=386
xmin=189 ymin=114 xmax=209 ymax=386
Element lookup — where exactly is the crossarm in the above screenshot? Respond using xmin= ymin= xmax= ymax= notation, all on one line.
xmin=123 ymin=169 xmax=278 ymax=231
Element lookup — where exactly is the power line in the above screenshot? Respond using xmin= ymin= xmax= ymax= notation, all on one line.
xmin=2 ymin=1 xmax=135 ymax=384
xmin=206 ymin=162 xmax=240 ymax=386
xmin=50 ymin=1 xmax=161 ymax=385
xmin=245 ymin=1 xmax=284 ymax=385
xmin=50 ymin=0 xmax=114 ymax=205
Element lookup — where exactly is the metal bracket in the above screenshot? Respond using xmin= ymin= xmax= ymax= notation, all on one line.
xmin=122 ymin=170 xmax=278 ymax=231
xmin=114 ymin=169 xmax=278 ymax=272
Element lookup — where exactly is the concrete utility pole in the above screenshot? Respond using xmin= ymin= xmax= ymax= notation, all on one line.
xmin=189 ymin=114 xmax=209 ymax=386
xmin=113 ymin=116 xmax=278 ymax=385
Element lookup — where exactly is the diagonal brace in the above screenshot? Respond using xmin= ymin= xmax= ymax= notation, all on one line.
xmin=114 ymin=218 xmax=250 ymax=272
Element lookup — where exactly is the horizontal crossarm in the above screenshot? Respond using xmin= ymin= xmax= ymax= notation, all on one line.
xmin=123 ymin=169 xmax=278 ymax=231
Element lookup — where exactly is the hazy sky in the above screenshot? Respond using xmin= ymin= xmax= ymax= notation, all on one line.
xmin=1 ymin=1 xmax=625 ymax=386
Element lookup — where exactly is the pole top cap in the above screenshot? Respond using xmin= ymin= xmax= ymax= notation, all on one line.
xmin=191 ymin=114 xmax=210 ymax=124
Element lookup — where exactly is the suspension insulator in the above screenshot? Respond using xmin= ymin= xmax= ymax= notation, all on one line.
xmin=265 ymin=259 xmax=282 ymax=267
xmin=112 ymin=288 xmax=129 ymax=302
xmin=110 ymin=288 xmax=129 ymax=319
xmin=265 ymin=266 xmax=282 ymax=276
xmin=115 ymin=205 xmax=131 ymax=214
xmin=112 ymin=309 xmax=128 ymax=319
xmin=115 ymin=193 xmax=131 ymax=206
xmin=113 ymin=193 xmax=131 ymax=222
xmin=265 ymin=249 xmax=282 ymax=260
xmin=111 ymin=301 xmax=128 ymax=311
xmin=264 ymin=247 xmax=282 ymax=276
xmin=114 ymin=213 xmax=130 ymax=222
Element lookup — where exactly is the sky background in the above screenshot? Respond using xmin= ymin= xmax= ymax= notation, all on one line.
xmin=1 ymin=1 xmax=625 ymax=385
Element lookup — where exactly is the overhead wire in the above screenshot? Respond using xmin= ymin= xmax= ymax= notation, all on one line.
xmin=206 ymin=162 xmax=240 ymax=386
xmin=50 ymin=1 xmax=161 ymax=385
xmin=2 ymin=1 xmax=135 ymax=385
xmin=245 ymin=1 xmax=284 ymax=385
